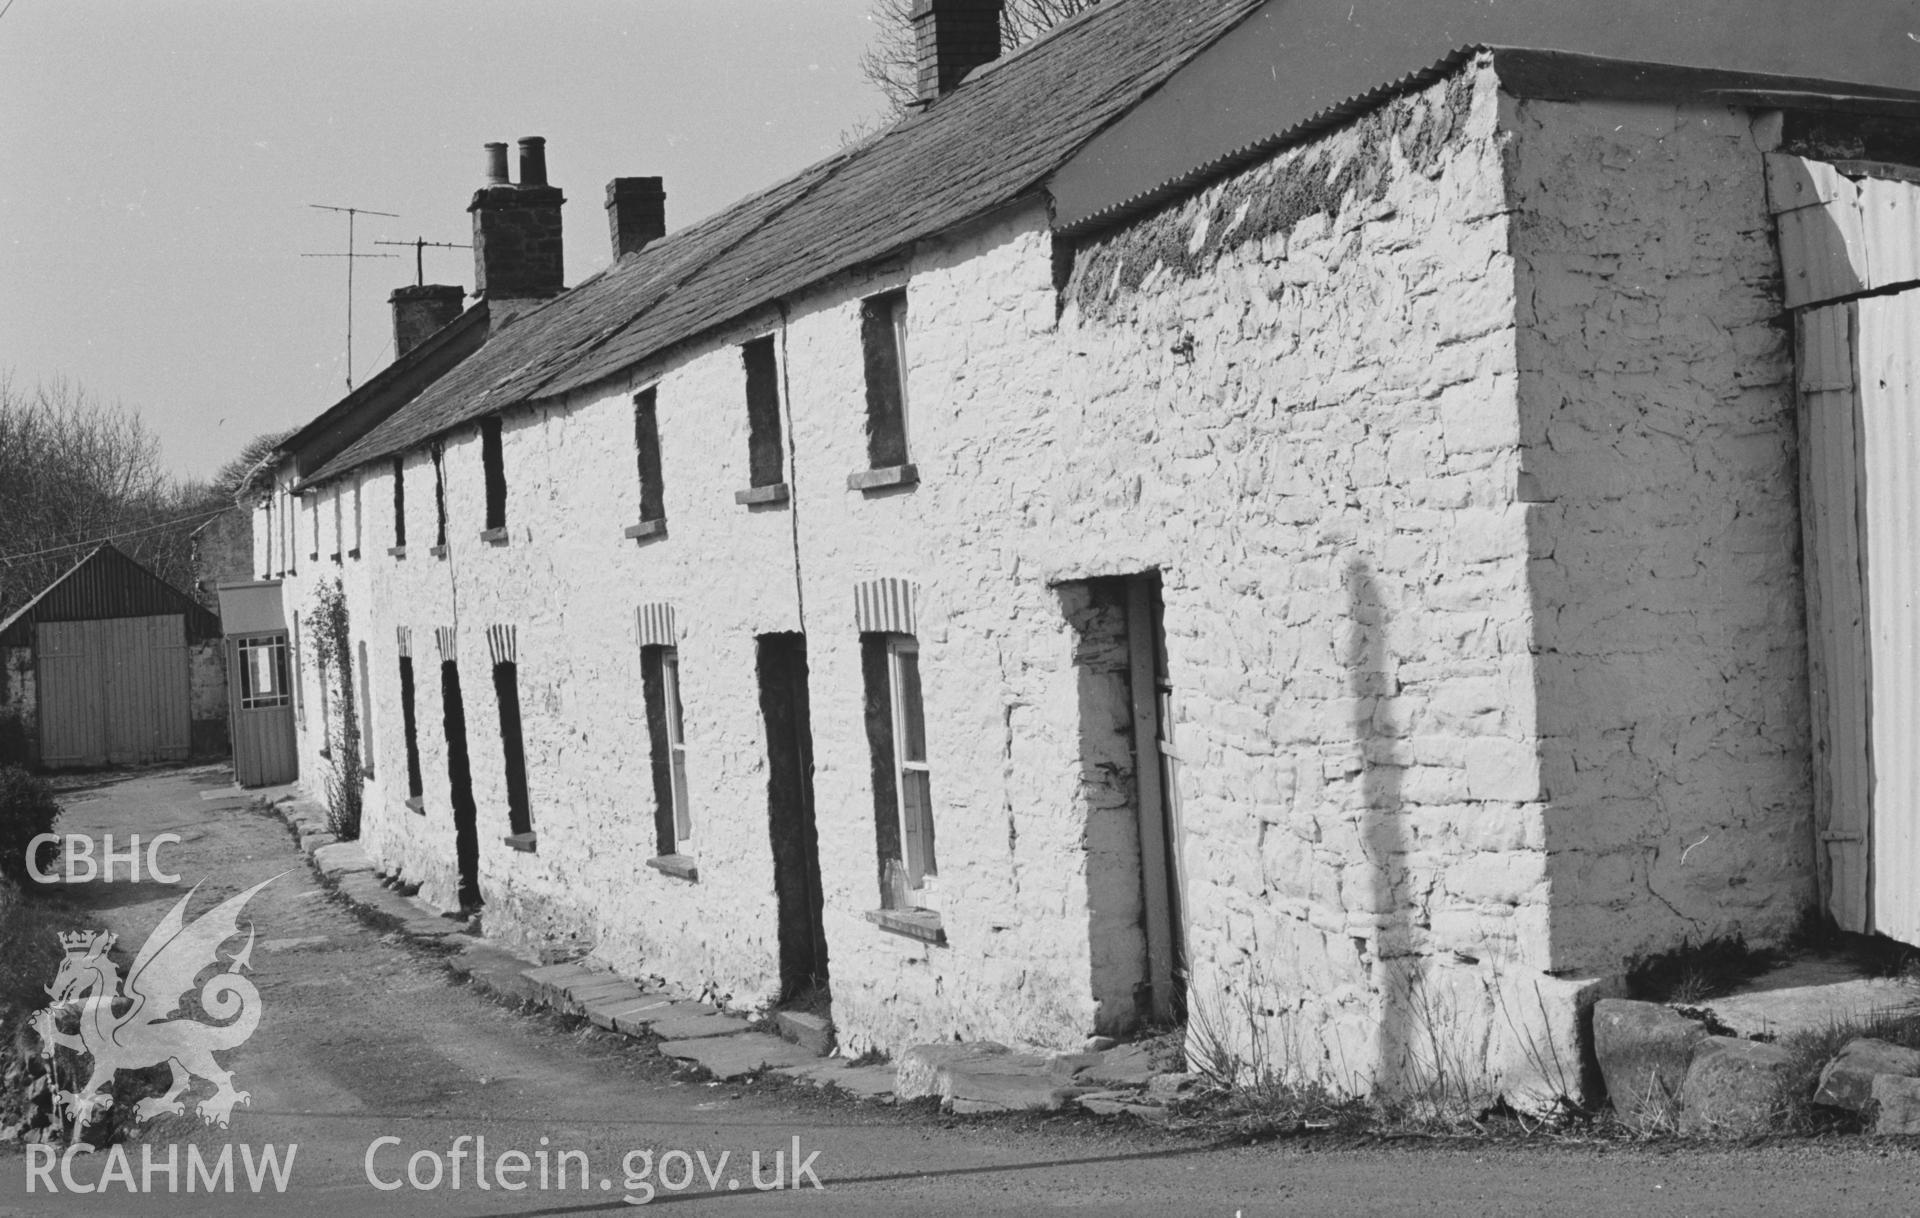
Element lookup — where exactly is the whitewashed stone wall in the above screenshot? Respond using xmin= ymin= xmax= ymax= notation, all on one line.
xmin=1509 ymin=96 xmax=1813 ymax=968
xmin=1053 ymin=63 xmax=1548 ymax=1095
xmin=257 ymin=56 xmax=1821 ymax=1102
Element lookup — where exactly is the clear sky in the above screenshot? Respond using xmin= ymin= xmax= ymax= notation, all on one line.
xmin=0 ymin=0 xmax=886 ymax=481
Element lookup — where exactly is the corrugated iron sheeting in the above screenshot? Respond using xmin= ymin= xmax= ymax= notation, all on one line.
xmin=0 ymin=544 xmax=220 ymax=646
xmin=1861 ymin=291 xmax=1920 ymax=943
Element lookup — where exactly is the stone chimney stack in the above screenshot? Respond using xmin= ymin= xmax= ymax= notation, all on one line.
xmin=606 ymin=177 xmax=666 ymax=259
xmin=469 ymin=136 xmax=566 ymax=300
xmin=389 ymin=284 xmax=466 ymax=358
xmin=911 ymin=0 xmax=1002 ymax=103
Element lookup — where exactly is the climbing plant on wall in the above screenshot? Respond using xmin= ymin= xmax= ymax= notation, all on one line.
xmin=310 ymin=577 xmax=362 ymax=839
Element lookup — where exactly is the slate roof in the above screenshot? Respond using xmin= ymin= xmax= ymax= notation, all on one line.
xmin=305 ymin=0 xmax=1268 ymax=485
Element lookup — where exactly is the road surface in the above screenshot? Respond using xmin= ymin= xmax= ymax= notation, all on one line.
xmin=4 ymin=765 xmax=1920 ymax=1216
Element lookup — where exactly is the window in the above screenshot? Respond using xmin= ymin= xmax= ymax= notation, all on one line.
xmin=398 ymin=653 xmax=424 ymax=802
xmin=432 ymin=442 xmax=448 ymax=550
xmin=356 ymin=640 xmax=374 ymax=777
xmin=351 ymin=476 xmax=363 ymax=558
xmin=236 ymin=636 xmax=291 ymax=709
xmin=260 ymin=497 xmax=273 ymax=579
xmin=642 ymin=646 xmax=692 ymax=855
xmin=480 ymin=416 xmax=507 ymax=533
xmin=331 ymin=487 xmax=344 ymax=562
xmin=492 ymin=659 xmax=533 ymax=841
xmin=742 ymin=336 xmax=784 ymax=489
xmin=391 ymin=456 xmax=407 ymax=550
xmin=862 ymin=289 xmax=909 ymax=469
xmin=634 ymin=388 xmax=665 ymax=524
xmin=310 ymin=495 xmax=320 ymax=562
xmin=863 ymin=633 xmax=936 ymax=910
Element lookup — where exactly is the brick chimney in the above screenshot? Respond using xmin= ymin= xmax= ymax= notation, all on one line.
xmin=606 ymin=178 xmax=666 ymax=259
xmin=469 ymin=136 xmax=566 ymax=300
xmin=389 ymin=285 xmax=466 ymax=358
xmin=911 ymin=0 xmax=1002 ymax=103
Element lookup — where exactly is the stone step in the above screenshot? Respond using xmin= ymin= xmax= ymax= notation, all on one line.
xmin=658 ymin=1033 xmax=819 ymax=1081
xmin=772 ymin=1010 xmax=833 ymax=1056
xmin=771 ymin=1058 xmax=897 ymax=1099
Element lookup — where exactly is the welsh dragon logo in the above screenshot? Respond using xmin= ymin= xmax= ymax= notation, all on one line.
xmin=32 ymin=875 xmax=279 ymax=1139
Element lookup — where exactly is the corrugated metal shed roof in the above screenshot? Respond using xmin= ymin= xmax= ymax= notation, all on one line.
xmin=304 ymin=0 xmax=1269 ymax=485
xmin=0 ymin=544 xmax=222 ymax=646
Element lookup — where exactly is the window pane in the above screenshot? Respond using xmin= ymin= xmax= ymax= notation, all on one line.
xmin=902 ymin=769 xmax=935 ymax=882
xmin=894 ymin=646 xmax=925 ymax=764
xmin=663 ymin=650 xmax=685 ymax=746
xmin=671 ymin=749 xmax=691 ymax=843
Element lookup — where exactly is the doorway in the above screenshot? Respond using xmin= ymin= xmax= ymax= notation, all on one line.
xmin=757 ymin=633 xmax=829 ymax=1002
xmin=1061 ymin=572 xmax=1186 ymax=1030
xmin=441 ymin=658 xmax=481 ymax=909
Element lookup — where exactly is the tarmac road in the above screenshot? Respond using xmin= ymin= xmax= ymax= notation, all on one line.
xmin=4 ymin=766 xmax=1920 ymax=1217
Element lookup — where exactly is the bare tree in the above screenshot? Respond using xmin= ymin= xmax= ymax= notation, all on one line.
xmin=0 ymin=374 xmax=232 ymax=621
xmin=859 ymin=0 xmax=1097 ymax=115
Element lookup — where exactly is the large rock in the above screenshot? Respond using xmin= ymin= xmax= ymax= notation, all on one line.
xmin=1872 ymin=1074 xmax=1920 ymax=1134
xmin=894 ymin=1042 xmax=1011 ymax=1100
xmin=1814 ymin=1039 xmax=1920 ymax=1113
xmin=1676 ymin=1037 xmax=1797 ymax=1135
xmin=1593 ymin=999 xmax=1708 ymax=1122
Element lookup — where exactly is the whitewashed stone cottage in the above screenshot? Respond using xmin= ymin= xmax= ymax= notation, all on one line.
xmin=254 ymin=0 xmax=1920 ymax=1103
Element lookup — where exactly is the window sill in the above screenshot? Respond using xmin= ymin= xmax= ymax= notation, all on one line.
xmin=847 ymin=463 xmax=918 ymax=492
xmin=388 ymin=545 xmax=408 ymax=559
xmin=623 ymin=519 xmax=667 ymax=542
xmin=503 ymin=831 xmax=537 ymax=853
xmin=646 ymin=853 xmax=699 ymax=882
xmin=348 ymin=548 xmax=361 ymax=560
xmin=309 ymin=553 xmax=319 ymax=563
xmin=429 ymin=544 xmax=449 ymax=560
xmin=479 ymin=527 xmax=509 ymax=545
xmin=734 ymin=482 xmax=790 ymax=507
xmin=319 ymin=748 xmax=332 ymax=761
xmin=329 ymin=552 xmax=342 ymax=564
xmin=864 ymin=907 xmax=946 ymax=946
xmin=405 ymin=796 xmax=424 ymax=814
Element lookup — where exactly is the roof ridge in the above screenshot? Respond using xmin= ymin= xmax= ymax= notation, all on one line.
xmin=513 ymin=139 xmax=870 ymax=407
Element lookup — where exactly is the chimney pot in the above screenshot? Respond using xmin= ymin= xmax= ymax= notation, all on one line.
xmin=484 ymin=142 xmax=511 ymax=185
xmin=518 ymin=136 xmax=548 ymax=189
xmin=606 ymin=177 xmax=666 ymax=259
xmin=470 ymin=138 xmax=566 ymax=300
xmin=912 ymin=0 xmax=1002 ymax=103
xmin=389 ymin=284 xmax=467 ymax=358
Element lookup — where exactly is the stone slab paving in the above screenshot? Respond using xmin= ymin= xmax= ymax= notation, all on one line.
xmin=313 ymin=841 xmax=374 ymax=874
xmin=769 ymin=1058 xmax=898 ymax=1099
xmin=1706 ymin=978 xmax=1920 ymax=1039
xmin=266 ymin=791 xmax=885 ymax=1104
xmin=656 ymin=1033 xmax=818 ymax=1080
xmin=649 ymin=1012 xmax=752 ymax=1040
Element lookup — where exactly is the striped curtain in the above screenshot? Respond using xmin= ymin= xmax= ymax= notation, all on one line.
xmin=853 ymin=577 xmax=919 ymax=635
xmin=434 ymin=626 xmax=457 ymax=661
xmin=395 ymin=625 xmax=412 ymax=658
xmin=637 ymin=602 xmax=678 ymax=648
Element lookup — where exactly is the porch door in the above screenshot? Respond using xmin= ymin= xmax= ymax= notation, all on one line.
xmin=229 ymin=632 xmax=298 ymax=786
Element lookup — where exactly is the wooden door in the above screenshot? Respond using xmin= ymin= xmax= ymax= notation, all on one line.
xmin=229 ymin=632 xmax=298 ymax=786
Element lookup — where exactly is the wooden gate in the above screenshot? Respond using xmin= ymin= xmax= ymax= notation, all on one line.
xmin=35 ymin=615 xmax=190 ymax=767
